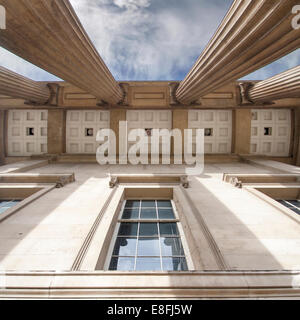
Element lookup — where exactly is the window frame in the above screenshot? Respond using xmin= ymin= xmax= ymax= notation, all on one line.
xmin=104 ymin=199 xmax=191 ymax=272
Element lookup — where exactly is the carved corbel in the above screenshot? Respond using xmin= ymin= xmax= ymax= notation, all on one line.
xmin=24 ymin=83 xmax=59 ymax=106
xmin=96 ymin=99 xmax=109 ymax=107
xmin=55 ymin=174 xmax=75 ymax=188
xmin=190 ymin=100 xmax=202 ymax=106
xmin=119 ymin=83 xmax=130 ymax=106
xmin=180 ymin=175 xmax=189 ymax=189
xmin=47 ymin=83 xmax=60 ymax=106
xmin=168 ymin=82 xmax=180 ymax=105
xmin=55 ymin=177 xmax=68 ymax=188
xmin=238 ymin=82 xmax=254 ymax=105
xmin=229 ymin=177 xmax=242 ymax=189
xmin=109 ymin=176 xmax=119 ymax=188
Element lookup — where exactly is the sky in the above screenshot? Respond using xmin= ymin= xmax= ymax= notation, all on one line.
xmin=0 ymin=0 xmax=299 ymax=82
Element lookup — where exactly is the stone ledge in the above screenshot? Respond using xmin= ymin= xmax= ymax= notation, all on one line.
xmin=0 ymin=271 xmax=299 ymax=299
xmin=0 ymin=173 xmax=75 ymax=187
xmin=0 ymin=160 xmax=49 ymax=174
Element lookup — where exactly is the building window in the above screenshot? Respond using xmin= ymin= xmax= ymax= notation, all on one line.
xmin=264 ymin=127 xmax=272 ymax=136
xmin=108 ymin=200 xmax=188 ymax=271
xmin=277 ymin=200 xmax=300 ymax=215
xmin=0 ymin=200 xmax=21 ymax=214
xmin=204 ymin=128 xmax=213 ymax=137
xmin=85 ymin=128 xmax=94 ymax=137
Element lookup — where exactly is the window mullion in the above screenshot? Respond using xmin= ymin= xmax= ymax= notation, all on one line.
xmin=156 ymin=200 xmax=163 ymax=271
xmin=133 ymin=200 xmax=142 ymax=271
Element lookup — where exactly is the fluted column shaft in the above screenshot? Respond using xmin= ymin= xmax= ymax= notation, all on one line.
xmin=0 ymin=0 xmax=123 ymax=104
xmin=0 ymin=66 xmax=50 ymax=104
xmin=248 ymin=66 xmax=300 ymax=103
xmin=176 ymin=0 xmax=300 ymax=104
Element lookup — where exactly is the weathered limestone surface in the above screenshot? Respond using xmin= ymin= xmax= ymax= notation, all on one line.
xmin=0 ymin=67 xmax=50 ymax=104
xmin=248 ymin=66 xmax=300 ymax=103
xmin=0 ymin=160 xmax=49 ymax=174
xmin=233 ymin=109 xmax=251 ymax=155
xmin=0 ymin=163 xmax=299 ymax=271
xmin=0 ymin=0 xmax=123 ymax=104
xmin=47 ymin=110 xmax=66 ymax=155
xmin=172 ymin=109 xmax=188 ymax=154
xmin=110 ymin=109 xmax=126 ymax=156
xmin=176 ymin=0 xmax=300 ymax=104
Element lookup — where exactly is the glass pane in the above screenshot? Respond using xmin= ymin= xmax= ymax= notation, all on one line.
xmin=113 ymin=237 xmax=137 ymax=256
xmin=5 ymin=201 xmax=20 ymax=208
xmin=141 ymin=200 xmax=156 ymax=208
xmin=277 ymin=200 xmax=300 ymax=215
xmin=159 ymin=223 xmax=179 ymax=236
xmin=135 ymin=258 xmax=161 ymax=271
xmin=125 ymin=200 xmax=140 ymax=208
xmin=0 ymin=207 xmax=8 ymax=214
xmin=118 ymin=223 xmax=138 ymax=236
xmin=139 ymin=223 xmax=158 ymax=236
xmin=140 ymin=208 xmax=157 ymax=220
xmin=109 ymin=257 xmax=135 ymax=271
xmin=122 ymin=209 xmax=139 ymax=220
xmin=157 ymin=200 xmax=172 ymax=208
xmin=137 ymin=238 xmax=160 ymax=256
xmin=162 ymin=257 xmax=188 ymax=271
xmin=0 ymin=201 xmax=11 ymax=208
xmin=158 ymin=208 xmax=175 ymax=220
xmin=160 ymin=237 xmax=185 ymax=256
xmin=288 ymin=200 xmax=300 ymax=208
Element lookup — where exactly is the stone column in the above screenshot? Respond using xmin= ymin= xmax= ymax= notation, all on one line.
xmin=47 ymin=110 xmax=66 ymax=155
xmin=0 ymin=0 xmax=123 ymax=105
xmin=0 ymin=66 xmax=50 ymax=104
xmin=247 ymin=66 xmax=300 ymax=104
xmin=176 ymin=0 xmax=300 ymax=104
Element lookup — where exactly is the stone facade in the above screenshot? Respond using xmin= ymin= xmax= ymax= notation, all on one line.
xmin=0 ymin=0 xmax=299 ymax=299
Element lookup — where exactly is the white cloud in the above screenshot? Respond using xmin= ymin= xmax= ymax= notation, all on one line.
xmin=69 ymin=0 xmax=231 ymax=80
xmin=113 ymin=0 xmax=151 ymax=10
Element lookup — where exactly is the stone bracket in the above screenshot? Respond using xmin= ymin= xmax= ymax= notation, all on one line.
xmin=180 ymin=175 xmax=189 ymax=188
xmin=47 ymin=83 xmax=60 ymax=106
xmin=109 ymin=176 xmax=119 ymax=188
xmin=169 ymin=82 xmax=181 ymax=105
xmin=239 ymin=82 xmax=275 ymax=106
xmin=228 ymin=177 xmax=243 ymax=188
xmin=118 ymin=83 xmax=130 ymax=106
xmin=168 ymin=82 xmax=202 ymax=107
xmin=24 ymin=83 xmax=59 ymax=106
xmin=238 ymin=82 xmax=255 ymax=105
xmin=96 ymin=99 xmax=109 ymax=107
xmin=55 ymin=174 xmax=75 ymax=188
